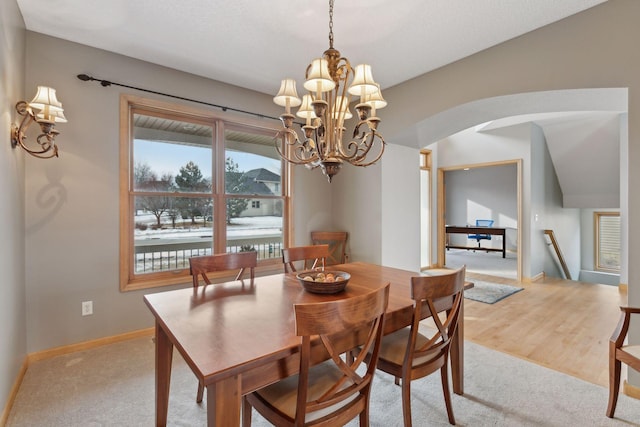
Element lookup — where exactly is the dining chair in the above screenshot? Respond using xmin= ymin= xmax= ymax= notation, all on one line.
xmin=189 ymin=251 xmax=257 ymax=288
xmin=188 ymin=250 xmax=258 ymax=403
xmin=282 ymin=244 xmax=330 ymax=273
xmin=607 ymin=306 xmax=640 ymax=418
xmin=242 ymin=284 xmax=390 ymax=426
xmin=311 ymin=231 xmax=349 ymax=265
xmin=373 ymin=266 xmax=465 ymax=426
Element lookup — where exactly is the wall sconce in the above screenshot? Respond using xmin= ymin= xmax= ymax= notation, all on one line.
xmin=11 ymin=86 xmax=67 ymax=159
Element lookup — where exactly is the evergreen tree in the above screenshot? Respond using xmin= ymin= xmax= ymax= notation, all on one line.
xmin=174 ymin=161 xmax=210 ymax=225
xmin=225 ymin=158 xmax=250 ymax=224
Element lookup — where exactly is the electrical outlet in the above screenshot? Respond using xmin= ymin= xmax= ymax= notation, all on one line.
xmin=82 ymin=301 xmax=93 ymax=316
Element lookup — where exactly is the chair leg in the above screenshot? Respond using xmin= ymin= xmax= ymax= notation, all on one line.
xmin=242 ymin=396 xmax=253 ymax=427
xmin=401 ymin=376 xmax=412 ymax=427
xmin=359 ymin=397 xmax=370 ymax=427
xmin=607 ymin=358 xmax=621 ymax=418
xmin=440 ymin=362 xmax=456 ymax=425
xmin=196 ymin=381 xmax=204 ymax=403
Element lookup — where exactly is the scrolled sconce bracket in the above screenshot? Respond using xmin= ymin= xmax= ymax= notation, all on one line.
xmin=10 ymin=101 xmax=59 ymax=159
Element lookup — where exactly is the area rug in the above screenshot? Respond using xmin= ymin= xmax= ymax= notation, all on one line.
xmin=464 ymin=280 xmax=523 ymax=304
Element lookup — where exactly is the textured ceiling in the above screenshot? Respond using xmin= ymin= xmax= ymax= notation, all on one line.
xmin=16 ymin=0 xmax=606 ymax=96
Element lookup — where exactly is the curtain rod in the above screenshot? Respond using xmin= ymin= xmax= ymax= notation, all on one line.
xmin=76 ymin=74 xmax=282 ymax=122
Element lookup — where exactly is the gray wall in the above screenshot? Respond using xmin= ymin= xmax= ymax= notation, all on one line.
xmin=22 ymin=32 xmax=331 ymax=353
xmin=434 ymin=122 xmax=581 ymax=280
xmin=0 ymin=0 xmax=26 ymax=414
xmin=437 ymin=124 xmax=532 ymax=275
xmin=348 ymin=0 xmax=638 ymax=382
xmin=444 ymin=165 xmax=518 ymax=251
xmin=531 ymin=124 xmax=581 ymax=280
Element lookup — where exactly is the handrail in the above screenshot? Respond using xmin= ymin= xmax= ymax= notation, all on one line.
xmin=544 ymin=229 xmax=571 ymax=280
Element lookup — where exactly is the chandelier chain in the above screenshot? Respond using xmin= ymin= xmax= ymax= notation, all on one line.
xmin=328 ymin=0 xmax=334 ymax=49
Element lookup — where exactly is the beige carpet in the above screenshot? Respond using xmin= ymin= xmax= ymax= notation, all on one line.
xmin=445 ymin=248 xmax=518 ymax=280
xmin=6 ymin=336 xmax=640 ymax=426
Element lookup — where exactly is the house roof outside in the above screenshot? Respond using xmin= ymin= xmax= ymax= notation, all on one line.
xmin=228 ymin=168 xmax=280 ymax=196
xmin=243 ymin=168 xmax=280 ymax=184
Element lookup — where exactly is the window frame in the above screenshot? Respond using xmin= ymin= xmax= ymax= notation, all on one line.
xmin=119 ymin=95 xmax=290 ymax=291
xmin=594 ymin=211 xmax=620 ymax=273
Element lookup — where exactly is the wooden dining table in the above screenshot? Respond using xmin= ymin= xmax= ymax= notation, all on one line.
xmin=143 ymin=262 xmax=468 ymax=426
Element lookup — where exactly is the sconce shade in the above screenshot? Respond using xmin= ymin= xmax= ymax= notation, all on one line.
xmin=304 ymin=58 xmax=336 ymax=93
xmin=273 ymin=79 xmax=302 ymax=108
xmin=11 ymin=85 xmax=66 ymax=159
xmin=29 ymin=86 xmax=64 ymax=112
xmin=37 ymin=109 xmax=68 ymax=124
xmin=348 ymin=64 xmax=378 ymax=97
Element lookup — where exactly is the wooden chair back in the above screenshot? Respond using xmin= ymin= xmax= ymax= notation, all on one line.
xmin=282 ymin=244 xmax=329 ymax=273
xmin=409 ymin=267 xmax=465 ymax=366
xmin=607 ymin=306 xmax=640 ymax=418
xmin=189 ymin=251 xmax=257 ymax=288
xmin=243 ymin=284 xmax=389 ymax=426
xmin=188 ymin=251 xmax=258 ymax=402
xmin=310 ymin=231 xmax=348 ymax=265
xmin=374 ymin=266 xmax=465 ymax=426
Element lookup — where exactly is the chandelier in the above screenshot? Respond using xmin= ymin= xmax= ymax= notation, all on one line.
xmin=273 ymin=0 xmax=387 ymax=182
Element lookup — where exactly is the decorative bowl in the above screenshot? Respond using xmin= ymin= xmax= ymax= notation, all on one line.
xmin=296 ymin=270 xmax=350 ymax=294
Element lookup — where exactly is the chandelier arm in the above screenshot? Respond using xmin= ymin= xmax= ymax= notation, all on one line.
xmin=337 ymin=124 xmax=376 ymax=160
xmin=344 ymin=132 xmax=386 ymax=166
xmin=335 ymin=58 xmax=352 ymax=86
xmin=314 ymin=123 xmax=331 ymax=161
xmin=274 ymin=130 xmax=320 ymax=166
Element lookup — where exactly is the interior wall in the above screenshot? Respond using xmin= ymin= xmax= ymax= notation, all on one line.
xmin=444 ymin=166 xmax=517 ymax=251
xmin=0 ymin=0 xmax=27 ymax=414
xmin=331 ymin=157 xmax=383 ymax=265
xmin=620 ymin=113 xmax=629 ymax=286
xmin=531 ymin=124 xmax=581 ymax=279
xmin=435 ymin=124 xmax=532 ymax=276
xmin=381 ymin=143 xmax=420 ymax=271
xmin=22 ymin=32 xmax=329 ymax=353
xmin=369 ymin=0 xmax=639 ymax=383
xmin=529 ymin=124 xmax=548 ymax=277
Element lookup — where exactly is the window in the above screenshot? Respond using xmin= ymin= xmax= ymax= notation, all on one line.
xmin=120 ymin=96 xmax=289 ymax=291
xmin=595 ymin=212 xmax=620 ymax=272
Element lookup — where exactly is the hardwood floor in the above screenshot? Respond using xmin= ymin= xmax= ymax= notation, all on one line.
xmin=460 ymin=272 xmax=626 ymax=388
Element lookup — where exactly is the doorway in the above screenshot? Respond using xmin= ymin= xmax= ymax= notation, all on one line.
xmin=437 ymin=160 xmax=522 ymax=281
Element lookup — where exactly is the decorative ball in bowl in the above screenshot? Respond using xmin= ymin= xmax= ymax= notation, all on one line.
xmin=296 ymin=271 xmax=351 ymax=294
